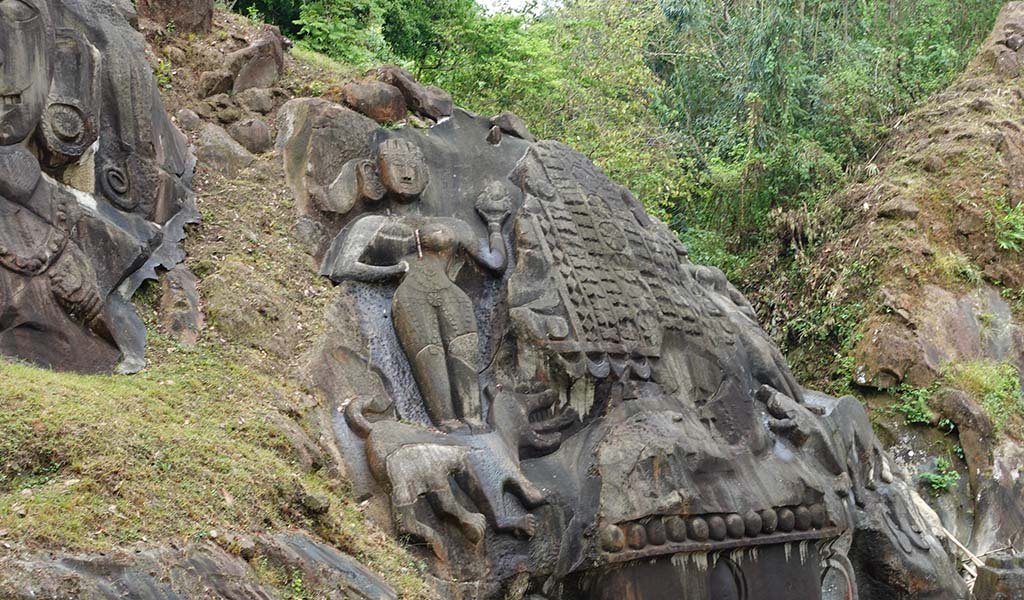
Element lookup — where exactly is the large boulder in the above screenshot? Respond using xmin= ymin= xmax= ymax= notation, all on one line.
xmin=340 ymin=80 xmax=407 ymax=124
xmin=376 ymin=65 xmax=453 ymax=121
xmin=137 ymin=0 xmax=213 ymax=33
xmin=228 ymin=26 xmax=287 ymax=94
xmin=275 ymin=96 xmax=969 ymax=597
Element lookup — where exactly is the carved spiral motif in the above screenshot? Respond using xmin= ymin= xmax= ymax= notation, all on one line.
xmin=38 ymin=99 xmax=96 ymax=162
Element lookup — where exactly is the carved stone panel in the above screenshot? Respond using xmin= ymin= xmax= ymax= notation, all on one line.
xmin=287 ymin=70 xmax=968 ymax=600
xmin=0 ymin=0 xmax=197 ymax=373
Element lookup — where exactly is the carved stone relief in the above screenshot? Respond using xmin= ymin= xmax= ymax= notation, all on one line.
xmin=289 ymin=71 xmax=969 ymax=599
xmin=0 ymin=0 xmax=197 ymax=373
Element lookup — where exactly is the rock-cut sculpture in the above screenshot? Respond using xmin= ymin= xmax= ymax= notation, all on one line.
xmin=0 ymin=0 xmax=197 ymax=373
xmin=280 ymin=70 xmax=971 ymax=599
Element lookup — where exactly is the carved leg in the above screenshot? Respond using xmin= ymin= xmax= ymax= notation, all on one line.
xmin=411 ymin=344 xmax=458 ymax=428
xmin=430 ymin=487 xmax=486 ymax=544
xmin=459 ymin=465 xmax=536 ymax=538
xmin=394 ymin=502 xmax=448 ymax=561
xmin=393 ymin=288 xmax=457 ymax=429
xmin=448 ymin=332 xmax=483 ymax=428
xmin=508 ymin=473 xmax=548 ymax=509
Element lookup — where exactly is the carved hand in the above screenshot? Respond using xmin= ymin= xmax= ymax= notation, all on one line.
xmin=757 ymin=385 xmax=825 ymax=447
xmin=49 ymin=246 xmax=103 ymax=327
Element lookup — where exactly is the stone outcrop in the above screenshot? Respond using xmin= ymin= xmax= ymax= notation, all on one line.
xmin=0 ymin=531 xmax=396 ymax=600
xmin=276 ymin=69 xmax=969 ymax=599
xmin=137 ymin=0 xmax=213 ymax=33
xmin=0 ymin=0 xmax=197 ymax=373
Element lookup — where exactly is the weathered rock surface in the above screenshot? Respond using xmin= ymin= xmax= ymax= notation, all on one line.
xmin=377 ymin=65 xmax=453 ymax=121
xmin=227 ymin=26 xmax=287 ymax=94
xmin=0 ymin=0 xmax=197 ymax=373
xmin=975 ymin=553 xmax=1024 ymax=599
xmin=0 ymin=532 xmax=396 ymax=600
xmin=197 ymin=69 xmax=234 ymax=98
xmin=340 ymin=80 xmax=407 ymax=124
xmin=159 ymin=265 xmax=203 ymax=345
xmin=196 ymin=123 xmax=255 ymax=178
xmin=236 ymin=87 xmax=283 ymax=115
xmin=175 ymin=108 xmax=202 ymax=132
xmin=137 ymin=0 xmax=213 ymax=33
xmin=491 ymin=111 xmax=536 ymax=142
xmin=228 ymin=117 xmax=273 ymax=154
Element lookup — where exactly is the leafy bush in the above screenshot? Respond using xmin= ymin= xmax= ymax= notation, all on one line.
xmin=893 ymin=384 xmax=935 ymax=425
xmin=293 ymin=0 xmax=392 ymax=66
xmin=920 ymin=457 xmax=961 ymax=495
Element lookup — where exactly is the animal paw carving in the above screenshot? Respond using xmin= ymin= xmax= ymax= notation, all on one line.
xmin=514 ymin=513 xmax=538 ymax=539
xmin=463 ymin=512 xmax=487 ymax=544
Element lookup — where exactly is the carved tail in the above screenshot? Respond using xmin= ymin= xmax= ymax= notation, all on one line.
xmin=344 ymin=396 xmax=375 ymax=438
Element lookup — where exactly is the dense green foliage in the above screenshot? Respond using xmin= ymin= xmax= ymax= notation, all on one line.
xmin=653 ymin=0 xmax=1000 ymax=243
xmin=238 ymin=0 xmax=1001 ymax=258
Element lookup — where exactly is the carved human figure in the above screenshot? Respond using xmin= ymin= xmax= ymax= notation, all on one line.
xmin=0 ymin=0 xmax=50 ymax=146
xmin=0 ymin=1 xmax=106 ymax=346
xmin=323 ymin=181 xmax=511 ymax=430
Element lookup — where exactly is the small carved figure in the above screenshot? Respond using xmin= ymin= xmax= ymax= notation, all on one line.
xmin=346 ymin=393 xmax=550 ymax=552
xmin=345 ymin=395 xmax=486 ymax=561
xmin=489 ymin=384 xmax=578 ymax=459
xmin=323 ymin=182 xmax=512 ymax=430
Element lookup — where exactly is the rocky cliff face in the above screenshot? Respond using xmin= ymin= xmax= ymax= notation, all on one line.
xmin=0 ymin=2 xmax=1009 ymax=599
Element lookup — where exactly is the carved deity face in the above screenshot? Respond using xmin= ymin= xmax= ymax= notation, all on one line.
xmin=0 ymin=0 xmax=50 ymax=145
xmin=377 ymin=138 xmax=429 ymax=200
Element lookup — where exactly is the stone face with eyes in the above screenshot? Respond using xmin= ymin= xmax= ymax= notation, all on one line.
xmin=377 ymin=137 xmax=429 ymax=201
xmin=0 ymin=0 xmax=49 ymax=146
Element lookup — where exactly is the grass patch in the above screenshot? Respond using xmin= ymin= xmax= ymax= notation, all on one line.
xmin=0 ymin=342 xmax=431 ymax=597
xmin=933 ymin=250 xmax=983 ymax=287
xmin=944 ymin=360 xmax=1024 ymax=434
xmin=0 ymin=341 xmax=298 ymax=547
xmin=991 ymin=197 xmax=1024 ymax=252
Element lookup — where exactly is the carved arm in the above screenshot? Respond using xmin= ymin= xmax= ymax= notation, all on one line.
xmin=320 ymin=215 xmax=411 ymax=283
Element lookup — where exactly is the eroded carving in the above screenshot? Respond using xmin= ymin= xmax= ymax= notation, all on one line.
xmin=0 ymin=0 xmax=197 ymax=373
xmin=323 ymin=180 xmax=511 ymax=430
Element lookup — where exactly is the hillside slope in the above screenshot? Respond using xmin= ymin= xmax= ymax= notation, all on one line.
xmin=1 ymin=10 xmax=435 ymax=599
xmin=747 ymin=0 xmax=1024 ymax=561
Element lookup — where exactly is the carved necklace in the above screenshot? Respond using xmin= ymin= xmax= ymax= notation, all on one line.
xmin=0 ymin=188 xmax=74 ymax=277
